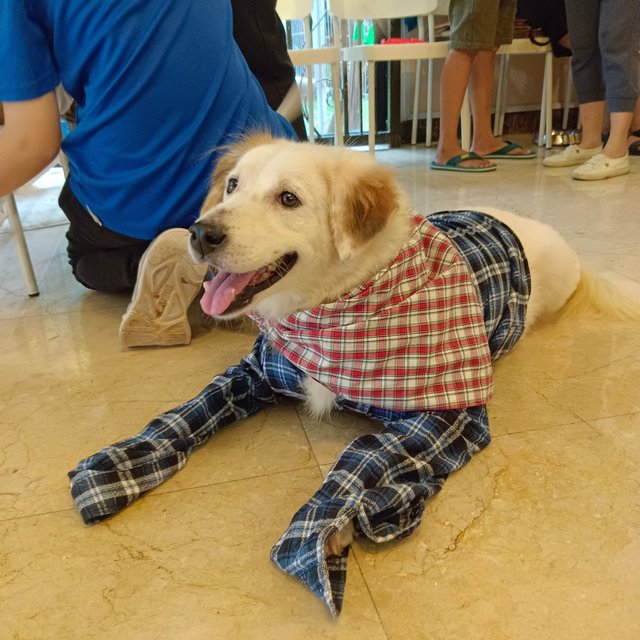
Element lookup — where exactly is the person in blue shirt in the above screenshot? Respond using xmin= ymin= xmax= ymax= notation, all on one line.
xmin=0 ymin=0 xmax=298 ymax=347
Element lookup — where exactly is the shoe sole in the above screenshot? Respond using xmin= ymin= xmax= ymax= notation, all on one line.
xmin=120 ymin=237 xmax=208 ymax=347
xmin=430 ymin=163 xmax=497 ymax=173
xmin=543 ymin=157 xmax=590 ymax=167
xmin=572 ymin=165 xmax=630 ymax=181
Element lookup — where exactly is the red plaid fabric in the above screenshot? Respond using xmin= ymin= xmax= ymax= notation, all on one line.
xmin=251 ymin=216 xmax=493 ymax=411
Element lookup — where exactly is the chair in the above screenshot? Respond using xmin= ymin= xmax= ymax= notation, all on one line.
xmin=277 ymin=0 xmax=344 ymax=144
xmin=1 ymin=194 xmax=39 ymax=296
xmin=492 ymin=38 xmax=554 ymax=149
xmin=410 ymin=0 xmax=451 ymax=147
xmin=328 ymin=0 xmax=449 ymax=154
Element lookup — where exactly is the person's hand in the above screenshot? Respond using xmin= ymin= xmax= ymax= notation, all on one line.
xmin=0 ymin=91 xmax=61 ymax=196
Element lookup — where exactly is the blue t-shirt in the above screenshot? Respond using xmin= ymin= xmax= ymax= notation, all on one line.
xmin=0 ymin=0 xmax=297 ymax=239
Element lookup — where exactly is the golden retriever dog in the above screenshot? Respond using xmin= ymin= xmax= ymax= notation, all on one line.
xmin=69 ymin=132 xmax=640 ymax=616
xmin=187 ymin=133 xmax=640 ymax=562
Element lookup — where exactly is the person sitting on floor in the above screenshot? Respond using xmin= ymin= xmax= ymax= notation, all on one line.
xmin=0 ymin=0 xmax=299 ymax=347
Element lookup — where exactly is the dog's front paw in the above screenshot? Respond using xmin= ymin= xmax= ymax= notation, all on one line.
xmin=324 ymin=521 xmax=355 ymax=557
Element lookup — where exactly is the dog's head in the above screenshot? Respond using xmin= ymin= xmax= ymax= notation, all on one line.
xmin=190 ymin=133 xmax=409 ymax=319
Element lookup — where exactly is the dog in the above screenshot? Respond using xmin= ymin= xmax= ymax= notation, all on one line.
xmin=67 ymin=132 xmax=640 ymax=616
xmin=187 ymin=133 xmax=640 ymax=563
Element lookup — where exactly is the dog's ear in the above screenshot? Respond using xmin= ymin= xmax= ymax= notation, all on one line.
xmin=203 ymin=131 xmax=275 ymax=208
xmin=329 ymin=158 xmax=400 ymax=261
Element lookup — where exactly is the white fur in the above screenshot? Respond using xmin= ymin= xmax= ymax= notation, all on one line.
xmin=466 ymin=207 xmax=583 ymax=328
xmin=302 ymin=377 xmax=337 ymax=419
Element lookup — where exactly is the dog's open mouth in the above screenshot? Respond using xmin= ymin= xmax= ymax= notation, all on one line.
xmin=200 ymin=253 xmax=298 ymax=316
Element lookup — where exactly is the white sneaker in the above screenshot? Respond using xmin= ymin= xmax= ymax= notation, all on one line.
xmin=542 ymin=144 xmax=603 ymax=167
xmin=572 ymin=153 xmax=630 ymax=181
xmin=119 ymin=228 xmax=208 ymax=347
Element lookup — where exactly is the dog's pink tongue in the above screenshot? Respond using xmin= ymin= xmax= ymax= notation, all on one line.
xmin=200 ymin=270 xmax=255 ymax=316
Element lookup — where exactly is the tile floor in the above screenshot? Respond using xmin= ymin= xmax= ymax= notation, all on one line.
xmin=1 ymin=139 xmax=639 ymax=639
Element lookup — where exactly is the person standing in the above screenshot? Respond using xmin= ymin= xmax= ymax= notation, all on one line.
xmin=543 ymin=0 xmax=640 ymax=179
xmin=432 ymin=0 xmax=536 ymax=173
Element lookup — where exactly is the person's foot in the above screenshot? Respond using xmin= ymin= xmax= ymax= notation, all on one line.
xmin=542 ymin=144 xmax=603 ymax=168
xmin=572 ymin=153 xmax=630 ymax=181
xmin=473 ymin=140 xmax=535 ymax=158
xmin=119 ymin=228 xmax=209 ymax=347
xmin=434 ymin=147 xmax=494 ymax=170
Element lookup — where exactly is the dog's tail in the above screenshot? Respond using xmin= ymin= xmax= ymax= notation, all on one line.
xmin=558 ymin=268 xmax=640 ymax=321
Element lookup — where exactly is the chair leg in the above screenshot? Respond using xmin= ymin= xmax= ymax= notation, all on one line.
xmin=3 ymin=194 xmax=39 ymax=297
xmin=411 ymin=59 xmax=422 ymax=145
xmin=307 ymin=64 xmax=315 ymax=143
xmin=544 ymin=51 xmax=553 ymax=149
xmin=538 ymin=71 xmax=547 ymax=148
xmin=368 ymin=61 xmax=376 ymax=155
xmin=59 ymin=150 xmax=70 ymax=178
xmin=493 ymin=55 xmax=506 ymax=137
xmin=497 ymin=55 xmax=510 ymax=136
xmin=426 ymin=58 xmax=434 ymax=147
xmin=425 ymin=14 xmax=435 ymax=147
xmin=331 ymin=62 xmax=344 ymax=146
xmin=562 ymin=60 xmax=572 ymax=130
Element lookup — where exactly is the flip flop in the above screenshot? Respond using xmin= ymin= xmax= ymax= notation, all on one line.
xmin=430 ymin=151 xmax=496 ymax=173
xmin=482 ymin=141 xmax=537 ymax=159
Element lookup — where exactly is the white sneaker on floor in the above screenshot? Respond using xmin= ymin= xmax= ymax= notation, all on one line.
xmin=120 ymin=228 xmax=208 ymax=347
xmin=542 ymin=144 xmax=603 ymax=167
xmin=572 ymin=153 xmax=630 ymax=181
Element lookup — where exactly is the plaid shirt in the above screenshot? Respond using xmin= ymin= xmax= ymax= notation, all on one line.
xmin=251 ymin=215 xmax=493 ymax=411
xmin=68 ymin=211 xmax=530 ymax=617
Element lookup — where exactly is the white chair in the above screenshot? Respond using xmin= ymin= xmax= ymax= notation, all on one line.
xmin=328 ymin=0 xmax=449 ymax=154
xmin=410 ymin=0 xmax=451 ymax=147
xmin=1 ymin=194 xmax=39 ymax=296
xmin=492 ymin=38 xmax=554 ymax=149
xmin=277 ymin=0 xmax=344 ymax=144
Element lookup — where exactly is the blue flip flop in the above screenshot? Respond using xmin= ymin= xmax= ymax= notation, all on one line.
xmin=482 ymin=141 xmax=537 ymax=159
xmin=430 ymin=151 xmax=497 ymax=173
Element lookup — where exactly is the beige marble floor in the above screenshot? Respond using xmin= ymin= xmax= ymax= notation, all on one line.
xmin=2 ymin=140 xmax=639 ymax=639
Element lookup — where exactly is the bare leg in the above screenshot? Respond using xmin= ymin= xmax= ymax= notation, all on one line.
xmin=605 ymin=111 xmax=634 ymax=158
xmin=435 ymin=49 xmax=493 ymax=168
xmin=470 ymin=50 xmax=532 ymax=157
xmin=578 ymin=100 xmax=606 ymax=149
xmin=627 ymin=98 xmax=640 ymax=155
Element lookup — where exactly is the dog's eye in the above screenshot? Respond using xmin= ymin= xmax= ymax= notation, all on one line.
xmin=226 ymin=178 xmax=238 ymax=194
xmin=279 ymin=191 xmax=300 ymax=208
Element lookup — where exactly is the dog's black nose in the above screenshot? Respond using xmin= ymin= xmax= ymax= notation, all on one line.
xmin=189 ymin=221 xmax=226 ymax=256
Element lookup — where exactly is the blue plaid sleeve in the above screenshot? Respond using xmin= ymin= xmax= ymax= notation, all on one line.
xmin=68 ymin=333 xmax=291 ymax=524
xmin=270 ymin=404 xmax=490 ymax=617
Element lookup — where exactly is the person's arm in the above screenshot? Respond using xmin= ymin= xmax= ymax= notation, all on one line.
xmin=0 ymin=91 xmax=61 ymax=196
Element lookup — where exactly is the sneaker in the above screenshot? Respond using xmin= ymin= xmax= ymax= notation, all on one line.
xmin=542 ymin=144 xmax=603 ymax=167
xmin=572 ymin=153 xmax=630 ymax=181
xmin=119 ymin=228 xmax=209 ymax=347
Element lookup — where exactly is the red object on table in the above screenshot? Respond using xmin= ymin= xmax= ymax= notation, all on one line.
xmin=380 ymin=38 xmax=426 ymax=44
